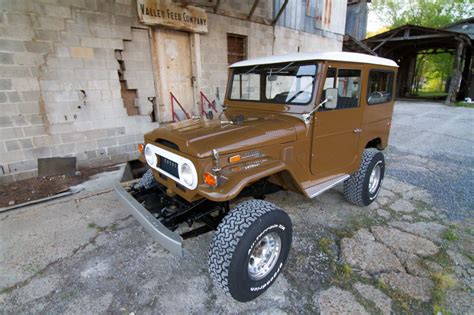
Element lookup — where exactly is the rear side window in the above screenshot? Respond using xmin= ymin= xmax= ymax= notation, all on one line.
xmin=367 ymin=70 xmax=394 ymax=105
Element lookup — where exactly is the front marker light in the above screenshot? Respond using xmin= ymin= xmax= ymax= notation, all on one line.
xmin=144 ymin=144 xmax=157 ymax=166
xmin=203 ymin=171 xmax=217 ymax=187
xmin=180 ymin=163 xmax=194 ymax=186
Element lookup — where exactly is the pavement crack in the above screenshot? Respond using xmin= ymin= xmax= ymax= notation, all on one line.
xmin=0 ymin=214 xmax=132 ymax=296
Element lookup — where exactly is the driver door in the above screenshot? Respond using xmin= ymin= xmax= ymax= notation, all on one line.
xmin=310 ymin=64 xmax=365 ymax=178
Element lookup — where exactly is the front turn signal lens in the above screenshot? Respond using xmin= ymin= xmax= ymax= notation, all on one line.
xmin=229 ymin=155 xmax=241 ymax=164
xmin=138 ymin=143 xmax=145 ymax=154
xmin=203 ymin=171 xmax=217 ymax=187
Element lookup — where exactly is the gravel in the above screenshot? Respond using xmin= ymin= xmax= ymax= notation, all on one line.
xmin=386 ymin=101 xmax=474 ymax=220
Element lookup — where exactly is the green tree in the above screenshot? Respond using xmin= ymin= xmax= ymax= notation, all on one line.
xmin=371 ymin=0 xmax=473 ymax=95
xmin=371 ymin=0 xmax=473 ymax=29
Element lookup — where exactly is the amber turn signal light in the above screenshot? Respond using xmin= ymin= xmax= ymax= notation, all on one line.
xmin=203 ymin=171 xmax=217 ymax=187
xmin=228 ymin=155 xmax=241 ymax=164
xmin=138 ymin=143 xmax=145 ymax=154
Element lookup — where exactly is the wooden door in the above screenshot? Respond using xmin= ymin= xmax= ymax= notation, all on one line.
xmin=159 ymin=29 xmax=195 ymax=122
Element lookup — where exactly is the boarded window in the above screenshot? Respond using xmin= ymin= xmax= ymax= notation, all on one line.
xmin=367 ymin=70 xmax=395 ymax=105
xmin=227 ymin=34 xmax=247 ymax=65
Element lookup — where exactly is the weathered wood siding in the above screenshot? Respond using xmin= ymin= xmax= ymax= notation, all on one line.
xmin=274 ymin=0 xmax=347 ymax=36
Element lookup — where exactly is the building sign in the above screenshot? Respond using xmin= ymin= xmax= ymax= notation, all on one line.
xmin=137 ymin=0 xmax=208 ymax=33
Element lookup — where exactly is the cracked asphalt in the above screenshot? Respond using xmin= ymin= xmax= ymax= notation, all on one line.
xmin=386 ymin=101 xmax=474 ymax=220
xmin=0 ymin=101 xmax=472 ymax=313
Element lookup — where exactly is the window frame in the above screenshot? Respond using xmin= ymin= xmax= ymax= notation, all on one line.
xmin=366 ymin=69 xmax=395 ymax=106
xmin=228 ymin=62 xmax=319 ymax=106
xmin=320 ymin=66 xmax=362 ymax=111
xmin=227 ymin=33 xmax=247 ymax=65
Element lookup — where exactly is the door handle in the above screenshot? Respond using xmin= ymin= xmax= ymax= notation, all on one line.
xmin=353 ymin=128 xmax=362 ymax=133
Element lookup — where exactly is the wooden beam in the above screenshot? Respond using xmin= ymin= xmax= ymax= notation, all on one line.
xmin=248 ymin=0 xmax=260 ymax=18
xmin=272 ymin=0 xmax=288 ymax=26
xmin=214 ymin=0 xmax=221 ymax=13
xmin=369 ymin=34 xmax=454 ymax=43
xmin=446 ymin=40 xmax=465 ymax=104
xmin=371 ymin=29 xmax=402 ymax=52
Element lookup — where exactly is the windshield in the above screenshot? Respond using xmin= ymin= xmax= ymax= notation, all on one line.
xmin=229 ymin=62 xmax=319 ymax=105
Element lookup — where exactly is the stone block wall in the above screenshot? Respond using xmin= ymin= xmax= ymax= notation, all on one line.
xmin=199 ymin=13 xmax=343 ymax=104
xmin=0 ymin=0 xmax=157 ymax=183
xmin=0 ymin=0 xmax=345 ymax=183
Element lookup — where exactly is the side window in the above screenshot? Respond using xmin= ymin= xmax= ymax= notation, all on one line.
xmin=321 ymin=67 xmax=361 ymax=110
xmin=367 ymin=70 xmax=394 ymax=105
xmin=336 ymin=69 xmax=361 ymax=109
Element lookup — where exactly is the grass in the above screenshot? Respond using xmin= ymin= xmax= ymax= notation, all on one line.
xmin=375 ymin=278 xmax=412 ymax=312
xmin=333 ymin=263 xmax=353 ymax=282
xmin=318 ymin=237 xmax=333 ymax=256
xmin=442 ymin=227 xmax=459 ymax=242
xmin=417 ymin=91 xmax=448 ymax=97
xmin=87 ymin=222 xmax=107 ymax=232
xmin=432 ymin=250 xmax=452 ymax=269
xmin=431 ymin=272 xmax=457 ymax=314
xmin=452 ymin=101 xmax=474 ymax=108
xmin=0 ymin=286 xmax=15 ymax=295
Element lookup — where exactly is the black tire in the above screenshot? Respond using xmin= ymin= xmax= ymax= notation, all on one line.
xmin=343 ymin=149 xmax=385 ymax=206
xmin=208 ymin=199 xmax=292 ymax=302
xmin=138 ymin=168 xmax=157 ymax=189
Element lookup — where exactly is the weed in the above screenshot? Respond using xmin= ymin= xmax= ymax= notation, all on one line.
xmin=318 ymin=238 xmax=332 ymax=256
xmin=334 ymin=229 xmax=353 ymax=239
xmin=442 ymin=227 xmax=459 ymax=242
xmin=87 ymin=222 xmax=106 ymax=232
xmin=376 ymin=278 xmax=389 ymax=291
xmin=431 ymin=272 xmax=457 ymax=314
xmin=0 ymin=286 xmax=14 ymax=295
xmin=463 ymin=251 xmax=474 ymax=264
xmin=432 ymin=250 xmax=451 ymax=268
xmin=334 ymin=263 xmax=353 ymax=281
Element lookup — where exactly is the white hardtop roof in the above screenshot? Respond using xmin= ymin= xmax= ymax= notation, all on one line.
xmin=230 ymin=51 xmax=399 ymax=68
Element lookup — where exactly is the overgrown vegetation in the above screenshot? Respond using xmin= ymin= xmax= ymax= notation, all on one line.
xmin=370 ymin=0 xmax=473 ymax=98
xmin=318 ymin=237 xmax=333 ymax=256
xmin=87 ymin=222 xmax=107 ymax=232
xmin=442 ymin=227 xmax=459 ymax=242
xmin=431 ymin=272 xmax=457 ymax=314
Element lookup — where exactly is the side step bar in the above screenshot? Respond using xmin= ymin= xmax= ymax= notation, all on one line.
xmin=305 ymin=174 xmax=350 ymax=198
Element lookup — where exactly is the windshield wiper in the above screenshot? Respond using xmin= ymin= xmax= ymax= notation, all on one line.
xmin=274 ymin=62 xmax=294 ymax=74
xmin=286 ymin=79 xmax=314 ymax=103
xmin=244 ymin=65 xmax=259 ymax=75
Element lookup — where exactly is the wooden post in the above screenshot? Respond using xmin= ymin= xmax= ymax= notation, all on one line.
xmin=446 ymin=40 xmax=464 ymax=104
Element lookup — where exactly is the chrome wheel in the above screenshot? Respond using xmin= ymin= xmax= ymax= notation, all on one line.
xmin=248 ymin=232 xmax=282 ymax=280
xmin=368 ymin=161 xmax=382 ymax=194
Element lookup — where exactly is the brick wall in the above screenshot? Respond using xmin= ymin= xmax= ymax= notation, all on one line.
xmin=0 ymin=0 xmax=157 ymax=183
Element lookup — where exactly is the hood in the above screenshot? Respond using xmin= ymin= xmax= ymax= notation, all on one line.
xmin=145 ymin=115 xmax=298 ymax=158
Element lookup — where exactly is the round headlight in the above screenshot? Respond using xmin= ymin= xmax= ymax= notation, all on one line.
xmin=144 ymin=145 xmax=156 ymax=166
xmin=180 ymin=163 xmax=194 ymax=186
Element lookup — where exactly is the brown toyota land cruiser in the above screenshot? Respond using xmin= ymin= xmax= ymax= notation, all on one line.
xmin=115 ymin=51 xmax=398 ymax=302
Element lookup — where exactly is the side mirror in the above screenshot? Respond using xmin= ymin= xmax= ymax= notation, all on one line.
xmin=324 ymin=88 xmax=338 ymax=109
xmin=267 ymin=75 xmax=278 ymax=82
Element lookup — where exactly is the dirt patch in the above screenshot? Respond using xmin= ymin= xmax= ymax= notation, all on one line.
xmin=0 ymin=165 xmax=120 ymax=208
